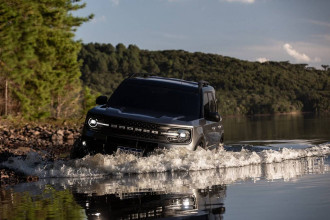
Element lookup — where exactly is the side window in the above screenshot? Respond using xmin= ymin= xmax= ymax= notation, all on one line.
xmin=203 ymin=92 xmax=210 ymax=117
xmin=208 ymin=92 xmax=216 ymax=113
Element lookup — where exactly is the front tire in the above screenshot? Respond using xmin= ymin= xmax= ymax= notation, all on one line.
xmin=70 ymin=138 xmax=88 ymax=159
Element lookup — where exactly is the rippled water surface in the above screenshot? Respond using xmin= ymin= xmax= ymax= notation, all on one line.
xmin=1 ymin=114 xmax=330 ymax=219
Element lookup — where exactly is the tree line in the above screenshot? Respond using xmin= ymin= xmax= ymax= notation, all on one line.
xmin=79 ymin=43 xmax=330 ymax=116
xmin=1 ymin=0 xmax=329 ymax=119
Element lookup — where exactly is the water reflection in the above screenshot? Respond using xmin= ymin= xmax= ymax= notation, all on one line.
xmin=1 ymin=156 xmax=328 ymax=220
xmin=0 ymin=186 xmax=85 ymax=220
xmin=223 ymin=114 xmax=330 ymax=145
xmin=73 ymin=184 xmax=226 ymax=219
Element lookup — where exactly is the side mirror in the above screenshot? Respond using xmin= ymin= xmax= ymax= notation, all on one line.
xmin=96 ymin=96 xmax=108 ymax=105
xmin=206 ymin=112 xmax=221 ymax=122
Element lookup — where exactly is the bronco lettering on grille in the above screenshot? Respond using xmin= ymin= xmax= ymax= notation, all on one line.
xmin=110 ymin=123 xmax=160 ymax=135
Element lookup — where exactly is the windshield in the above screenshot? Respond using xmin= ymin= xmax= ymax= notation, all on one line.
xmin=108 ymin=81 xmax=200 ymax=120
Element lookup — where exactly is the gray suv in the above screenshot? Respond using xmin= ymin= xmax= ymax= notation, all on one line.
xmin=71 ymin=75 xmax=224 ymax=158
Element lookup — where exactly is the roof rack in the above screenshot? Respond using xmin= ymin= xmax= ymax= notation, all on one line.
xmin=125 ymin=73 xmax=210 ymax=90
xmin=155 ymin=76 xmax=195 ymax=85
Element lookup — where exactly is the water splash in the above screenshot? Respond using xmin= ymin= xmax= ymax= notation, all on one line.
xmin=11 ymin=156 xmax=329 ymax=196
xmin=2 ymin=143 xmax=330 ymax=178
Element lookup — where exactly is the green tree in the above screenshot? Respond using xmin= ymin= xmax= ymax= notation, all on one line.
xmin=0 ymin=0 xmax=93 ymax=118
xmin=147 ymin=58 xmax=160 ymax=73
xmin=108 ymin=54 xmax=119 ymax=72
xmin=115 ymin=43 xmax=126 ymax=60
xmin=0 ymin=1 xmax=40 ymax=116
xmin=35 ymin=0 xmax=93 ymax=118
xmin=127 ymin=44 xmax=141 ymax=73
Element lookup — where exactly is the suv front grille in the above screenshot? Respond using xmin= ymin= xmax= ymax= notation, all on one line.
xmin=95 ymin=117 xmax=169 ymax=142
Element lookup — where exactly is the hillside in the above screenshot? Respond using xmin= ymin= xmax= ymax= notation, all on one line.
xmin=79 ymin=43 xmax=330 ymax=116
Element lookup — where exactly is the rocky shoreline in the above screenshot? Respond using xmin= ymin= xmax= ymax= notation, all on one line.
xmin=0 ymin=122 xmax=82 ymax=186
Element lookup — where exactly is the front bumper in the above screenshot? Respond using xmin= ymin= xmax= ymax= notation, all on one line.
xmin=81 ymin=127 xmax=195 ymax=155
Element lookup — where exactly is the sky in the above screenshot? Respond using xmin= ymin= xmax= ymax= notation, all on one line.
xmin=74 ymin=0 xmax=330 ymax=68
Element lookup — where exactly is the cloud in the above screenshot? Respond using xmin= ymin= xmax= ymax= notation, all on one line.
xmin=283 ymin=43 xmax=322 ymax=63
xmin=224 ymin=0 xmax=255 ymax=4
xmin=283 ymin=43 xmax=311 ymax=62
xmin=256 ymin=57 xmax=269 ymax=63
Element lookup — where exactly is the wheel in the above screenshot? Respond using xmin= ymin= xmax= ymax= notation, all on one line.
xmin=70 ymin=138 xmax=88 ymax=159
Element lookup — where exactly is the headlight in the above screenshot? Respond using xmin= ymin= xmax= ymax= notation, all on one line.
xmin=88 ymin=118 xmax=98 ymax=127
xmin=87 ymin=117 xmax=109 ymax=128
xmin=162 ymin=129 xmax=191 ymax=143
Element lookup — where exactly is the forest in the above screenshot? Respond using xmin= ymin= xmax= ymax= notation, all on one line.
xmin=0 ymin=0 xmax=93 ymax=119
xmin=0 ymin=1 xmax=329 ymax=119
xmin=79 ymin=43 xmax=330 ymax=116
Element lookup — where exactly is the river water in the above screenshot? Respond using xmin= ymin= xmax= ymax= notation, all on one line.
xmin=1 ymin=114 xmax=330 ymax=219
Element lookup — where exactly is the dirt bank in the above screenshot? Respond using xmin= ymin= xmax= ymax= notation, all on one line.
xmin=0 ymin=122 xmax=82 ymax=186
